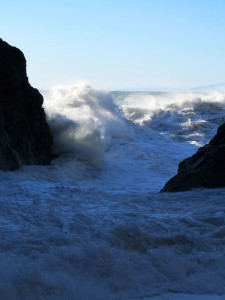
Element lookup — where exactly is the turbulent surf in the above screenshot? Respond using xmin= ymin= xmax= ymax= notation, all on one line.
xmin=1 ymin=84 xmax=225 ymax=299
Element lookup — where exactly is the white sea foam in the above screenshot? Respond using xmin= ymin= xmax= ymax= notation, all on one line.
xmin=120 ymin=91 xmax=225 ymax=111
xmin=0 ymin=172 xmax=225 ymax=299
xmin=44 ymin=84 xmax=131 ymax=166
xmin=120 ymin=91 xmax=225 ymax=126
xmin=118 ymin=91 xmax=225 ymax=146
xmin=0 ymin=87 xmax=225 ymax=298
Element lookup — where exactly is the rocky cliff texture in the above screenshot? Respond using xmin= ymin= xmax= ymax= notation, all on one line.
xmin=0 ymin=39 xmax=53 ymax=170
xmin=161 ymin=123 xmax=225 ymax=192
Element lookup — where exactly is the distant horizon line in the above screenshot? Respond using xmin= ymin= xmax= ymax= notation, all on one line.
xmin=39 ymin=82 xmax=225 ymax=93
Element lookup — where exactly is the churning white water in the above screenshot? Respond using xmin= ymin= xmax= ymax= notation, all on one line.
xmin=44 ymin=85 xmax=131 ymax=167
xmin=1 ymin=84 xmax=225 ymax=299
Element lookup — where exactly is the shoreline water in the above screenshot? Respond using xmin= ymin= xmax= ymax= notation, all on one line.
xmin=0 ymin=86 xmax=225 ymax=298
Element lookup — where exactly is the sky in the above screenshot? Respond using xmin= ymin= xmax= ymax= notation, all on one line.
xmin=1 ymin=0 xmax=225 ymax=90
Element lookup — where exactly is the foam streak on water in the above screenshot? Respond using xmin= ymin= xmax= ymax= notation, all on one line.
xmin=1 ymin=84 xmax=225 ymax=299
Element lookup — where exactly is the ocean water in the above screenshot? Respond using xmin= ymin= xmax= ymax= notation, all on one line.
xmin=0 ymin=84 xmax=225 ymax=299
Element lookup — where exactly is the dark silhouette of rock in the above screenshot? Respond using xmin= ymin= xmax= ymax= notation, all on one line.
xmin=0 ymin=39 xmax=53 ymax=171
xmin=161 ymin=123 xmax=225 ymax=192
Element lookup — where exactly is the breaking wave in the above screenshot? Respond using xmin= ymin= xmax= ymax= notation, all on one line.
xmin=43 ymin=86 xmax=225 ymax=164
xmin=43 ymin=84 xmax=131 ymax=166
xmin=118 ymin=91 xmax=225 ymax=146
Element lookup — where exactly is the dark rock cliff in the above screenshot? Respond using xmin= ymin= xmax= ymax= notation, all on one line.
xmin=0 ymin=39 xmax=53 ymax=171
xmin=161 ymin=123 xmax=225 ymax=192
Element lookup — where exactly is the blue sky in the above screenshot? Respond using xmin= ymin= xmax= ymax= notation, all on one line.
xmin=1 ymin=0 xmax=225 ymax=90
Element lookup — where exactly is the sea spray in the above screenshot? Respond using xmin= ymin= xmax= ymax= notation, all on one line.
xmin=119 ymin=91 xmax=225 ymax=146
xmin=44 ymin=84 xmax=131 ymax=166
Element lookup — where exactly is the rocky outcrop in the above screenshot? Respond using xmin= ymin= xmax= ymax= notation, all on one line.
xmin=161 ymin=123 xmax=225 ymax=192
xmin=0 ymin=39 xmax=53 ymax=171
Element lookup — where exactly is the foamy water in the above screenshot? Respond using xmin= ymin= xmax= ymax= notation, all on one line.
xmin=44 ymin=85 xmax=130 ymax=166
xmin=1 ymin=84 xmax=225 ymax=299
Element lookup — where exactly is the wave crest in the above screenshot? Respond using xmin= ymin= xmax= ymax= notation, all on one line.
xmin=44 ymin=84 xmax=131 ymax=166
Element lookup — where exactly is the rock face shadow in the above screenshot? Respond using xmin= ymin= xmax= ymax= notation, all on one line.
xmin=161 ymin=123 xmax=225 ymax=192
xmin=0 ymin=39 xmax=53 ymax=171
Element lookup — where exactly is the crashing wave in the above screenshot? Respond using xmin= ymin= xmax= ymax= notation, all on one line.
xmin=44 ymin=84 xmax=131 ymax=166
